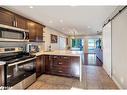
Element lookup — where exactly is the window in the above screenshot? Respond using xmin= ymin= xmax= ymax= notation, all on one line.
xmin=88 ymin=39 xmax=96 ymax=53
xmin=88 ymin=39 xmax=95 ymax=49
xmin=72 ymin=39 xmax=83 ymax=51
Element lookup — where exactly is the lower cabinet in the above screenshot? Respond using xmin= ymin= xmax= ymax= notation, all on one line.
xmin=44 ymin=55 xmax=80 ymax=78
xmin=44 ymin=55 xmax=51 ymax=74
xmin=71 ymin=56 xmax=80 ymax=77
xmin=0 ymin=65 xmax=4 ymax=87
xmin=36 ymin=55 xmax=45 ymax=78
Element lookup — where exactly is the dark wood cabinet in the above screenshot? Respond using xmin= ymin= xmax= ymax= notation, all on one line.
xmin=71 ymin=56 xmax=80 ymax=77
xmin=35 ymin=23 xmax=43 ymax=42
xmin=27 ymin=20 xmax=43 ymax=42
xmin=0 ymin=8 xmax=27 ymax=29
xmin=0 ymin=7 xmax=44 ymax=42
xmin=14 ymin=15 xmax=27 ymax=29
xmin=27 ymin=21 xmax=37 ymax=41
xmin=0 ymin=65 xmax=3 ymax=86
xmin=50 ymin=56 xmax=72 ymax=77
xmin=36 ymin=55 xmax=45 ymax=78
xmin=44 ymin=55 xmax=80 ymax=78
xmin=0 ymin=8 xmax=14 ymax=26
xmin=44 ymin=55 xmax=51 ymax=74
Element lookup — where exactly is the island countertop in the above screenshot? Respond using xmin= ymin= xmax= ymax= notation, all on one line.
xmin=34 ymin=50 xmax=84 ymax=57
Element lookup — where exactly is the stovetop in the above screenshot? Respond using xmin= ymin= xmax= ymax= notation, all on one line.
xmin=0 ymin=52 xmax=35 ymax=64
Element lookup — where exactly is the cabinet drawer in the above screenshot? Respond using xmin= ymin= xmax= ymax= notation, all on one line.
xmin=59 ymin=56 xmax=70 ymax=61
xmin=52 ymin=69 xmax=71 ymax=76
xmin=51 ymin=67 xmax=72 ymax=76
xmin=52 ymin=60 xmax=71 ymax=67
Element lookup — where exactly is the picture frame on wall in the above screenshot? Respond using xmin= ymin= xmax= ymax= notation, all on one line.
xmin=50 ymin=34 xmax=58 ymax=43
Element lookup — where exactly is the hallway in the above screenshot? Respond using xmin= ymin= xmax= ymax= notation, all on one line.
xmin=84 ymin=53 xmax=103 ymax=66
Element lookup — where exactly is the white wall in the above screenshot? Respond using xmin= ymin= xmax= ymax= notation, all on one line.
xmin=112 ymin=8 xmax=127 ymax=89
xmin=59 ymin=36 xmax=66 ymax=50
xmin=43 ymin=27 xmax=67 ymax=51
xmin=103 ymin=22 xmax=112 ymax=77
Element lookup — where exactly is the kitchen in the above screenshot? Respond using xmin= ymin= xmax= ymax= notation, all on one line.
xmin=0 ymin=7 xmax=84 ymax=89
xmin=0 ymin=6 xmax=122 ymax=90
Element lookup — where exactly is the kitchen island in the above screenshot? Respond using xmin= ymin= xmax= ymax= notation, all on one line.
xmin=34 ymin=50 xmax=84 ymax=82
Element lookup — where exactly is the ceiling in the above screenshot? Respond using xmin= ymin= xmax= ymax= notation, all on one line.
xmin=5 ymin=6 xmax=117 ymax=36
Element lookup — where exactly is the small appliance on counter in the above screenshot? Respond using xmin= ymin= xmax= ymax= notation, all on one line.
xmin=26 ymin=44 xmax=40 ymax=53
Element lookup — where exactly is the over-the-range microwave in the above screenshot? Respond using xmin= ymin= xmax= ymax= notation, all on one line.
xmin=0 ymin=24 xmax=29 ymax=42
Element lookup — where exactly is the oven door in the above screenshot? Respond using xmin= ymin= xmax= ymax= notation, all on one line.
xmin=5 ymin=58 xmax=36 ymax=87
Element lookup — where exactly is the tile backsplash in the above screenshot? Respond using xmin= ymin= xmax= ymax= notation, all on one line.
xmin=0 ymin=41 xmax=44 ymax=52
xmin=0 ymin=42 xmax=26 ymax=48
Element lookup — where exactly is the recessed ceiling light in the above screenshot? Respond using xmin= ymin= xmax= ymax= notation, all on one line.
xmin=49 ymin=20 xmax=53 ymax=24
xmin=88 ymin=26 xmax=91 ymax=28
xmin=29 ymin=6 xmax=33 ymax=9
xmin=62 ymin=28 xmax=65 ymax=30
xmin=60 ymin=19 xmax=63 ymax=23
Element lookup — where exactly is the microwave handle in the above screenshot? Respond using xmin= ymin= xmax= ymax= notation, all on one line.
xmin=23 ymin=32 xmax=26 ymax=39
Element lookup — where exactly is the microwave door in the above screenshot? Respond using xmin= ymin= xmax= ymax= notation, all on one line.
xmin=2 ymin=31 xmax=24 ymax=39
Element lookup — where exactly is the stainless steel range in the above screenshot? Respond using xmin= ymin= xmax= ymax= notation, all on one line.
xmin=0 ymin=47 xmax=36 ymax=89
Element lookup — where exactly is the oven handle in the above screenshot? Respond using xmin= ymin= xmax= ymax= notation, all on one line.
xmin=8 ymin=57 xmax=36 ymax=66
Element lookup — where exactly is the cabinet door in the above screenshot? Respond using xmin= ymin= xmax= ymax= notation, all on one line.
xmin=71 ymin=56 xmax=80 ymax=78
xmin=41 ymin=56 xmax=45 ymax=74
xmin=35 ymin=23 xmax=43 ymax=42
xmin=44 ymin=55 xmax=51 ymax=74
xmin=15 ymin=15 xmax=27 ymax=29
xmin=36 ymin=56 xmax=43 ymax=78
xmin=27 ymin=21 xmax=36 ymax=42
xmin=27 ymin=21 xmax=43 ymax=42
xmin=0 ymin=8 xmax=14 ymax=26
xmin=0 ymin=66 xmax=2 ymax=86
xmin=0 ymin=65 xmax=3 ymax=86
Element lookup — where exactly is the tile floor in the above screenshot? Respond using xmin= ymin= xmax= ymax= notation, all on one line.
xmin=27 ymin=65 xmax=118 ymax=90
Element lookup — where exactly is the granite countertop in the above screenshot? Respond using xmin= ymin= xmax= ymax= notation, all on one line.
xmin=33 ymin=50 xmax=84 ymax=57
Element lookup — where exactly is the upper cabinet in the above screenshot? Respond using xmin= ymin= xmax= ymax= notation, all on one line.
xmin=27 ymin=20 xmax=44 ymax=42
xmin=0 ymin=7 xmax=45 ymax=42
xmin=0 ymin=8 xmax=14 ymax=26
xmin=14 ymin=15 xmax=27 ymax=29
xmin=27 ymin=21 xmax=37 ymax=41
xmin=35 ymin=23 xmax=43 ymax=42
xmin=0 ymin=8 xmax=27 ymax=30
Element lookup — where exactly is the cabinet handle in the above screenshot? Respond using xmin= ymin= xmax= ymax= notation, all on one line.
xmin=58 ymin=70 xmax=63 ymax=73
xmin=54 ymin=56 xmax=57 ymax=58
xmin=13 ymin=21 xmax=16 ymax=26
xmin=16 ymin=21 xmax=17 ymax=27
xmin=63 ymin=57 xmax=68 ymax=59
xmin=59 ymin=62 xmax=63 ymax=65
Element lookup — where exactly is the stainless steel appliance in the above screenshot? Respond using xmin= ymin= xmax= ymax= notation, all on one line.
xmin=26 ymin=44 xmax=39 ymax=53
xmin=0 ymin=47 xmax=36 ymax=89
xmin=0 ymin=24 xmax=29 ymax=42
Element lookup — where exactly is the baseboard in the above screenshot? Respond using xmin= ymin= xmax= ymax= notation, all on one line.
xmin=102 ymin=66 xmax=123 ymax=89
xmin=112 ymin=76 xmax=122 ymax=89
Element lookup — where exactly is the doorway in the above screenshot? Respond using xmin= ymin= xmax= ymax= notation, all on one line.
xmin=88 ymin=39 xmax=96 ymax=53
